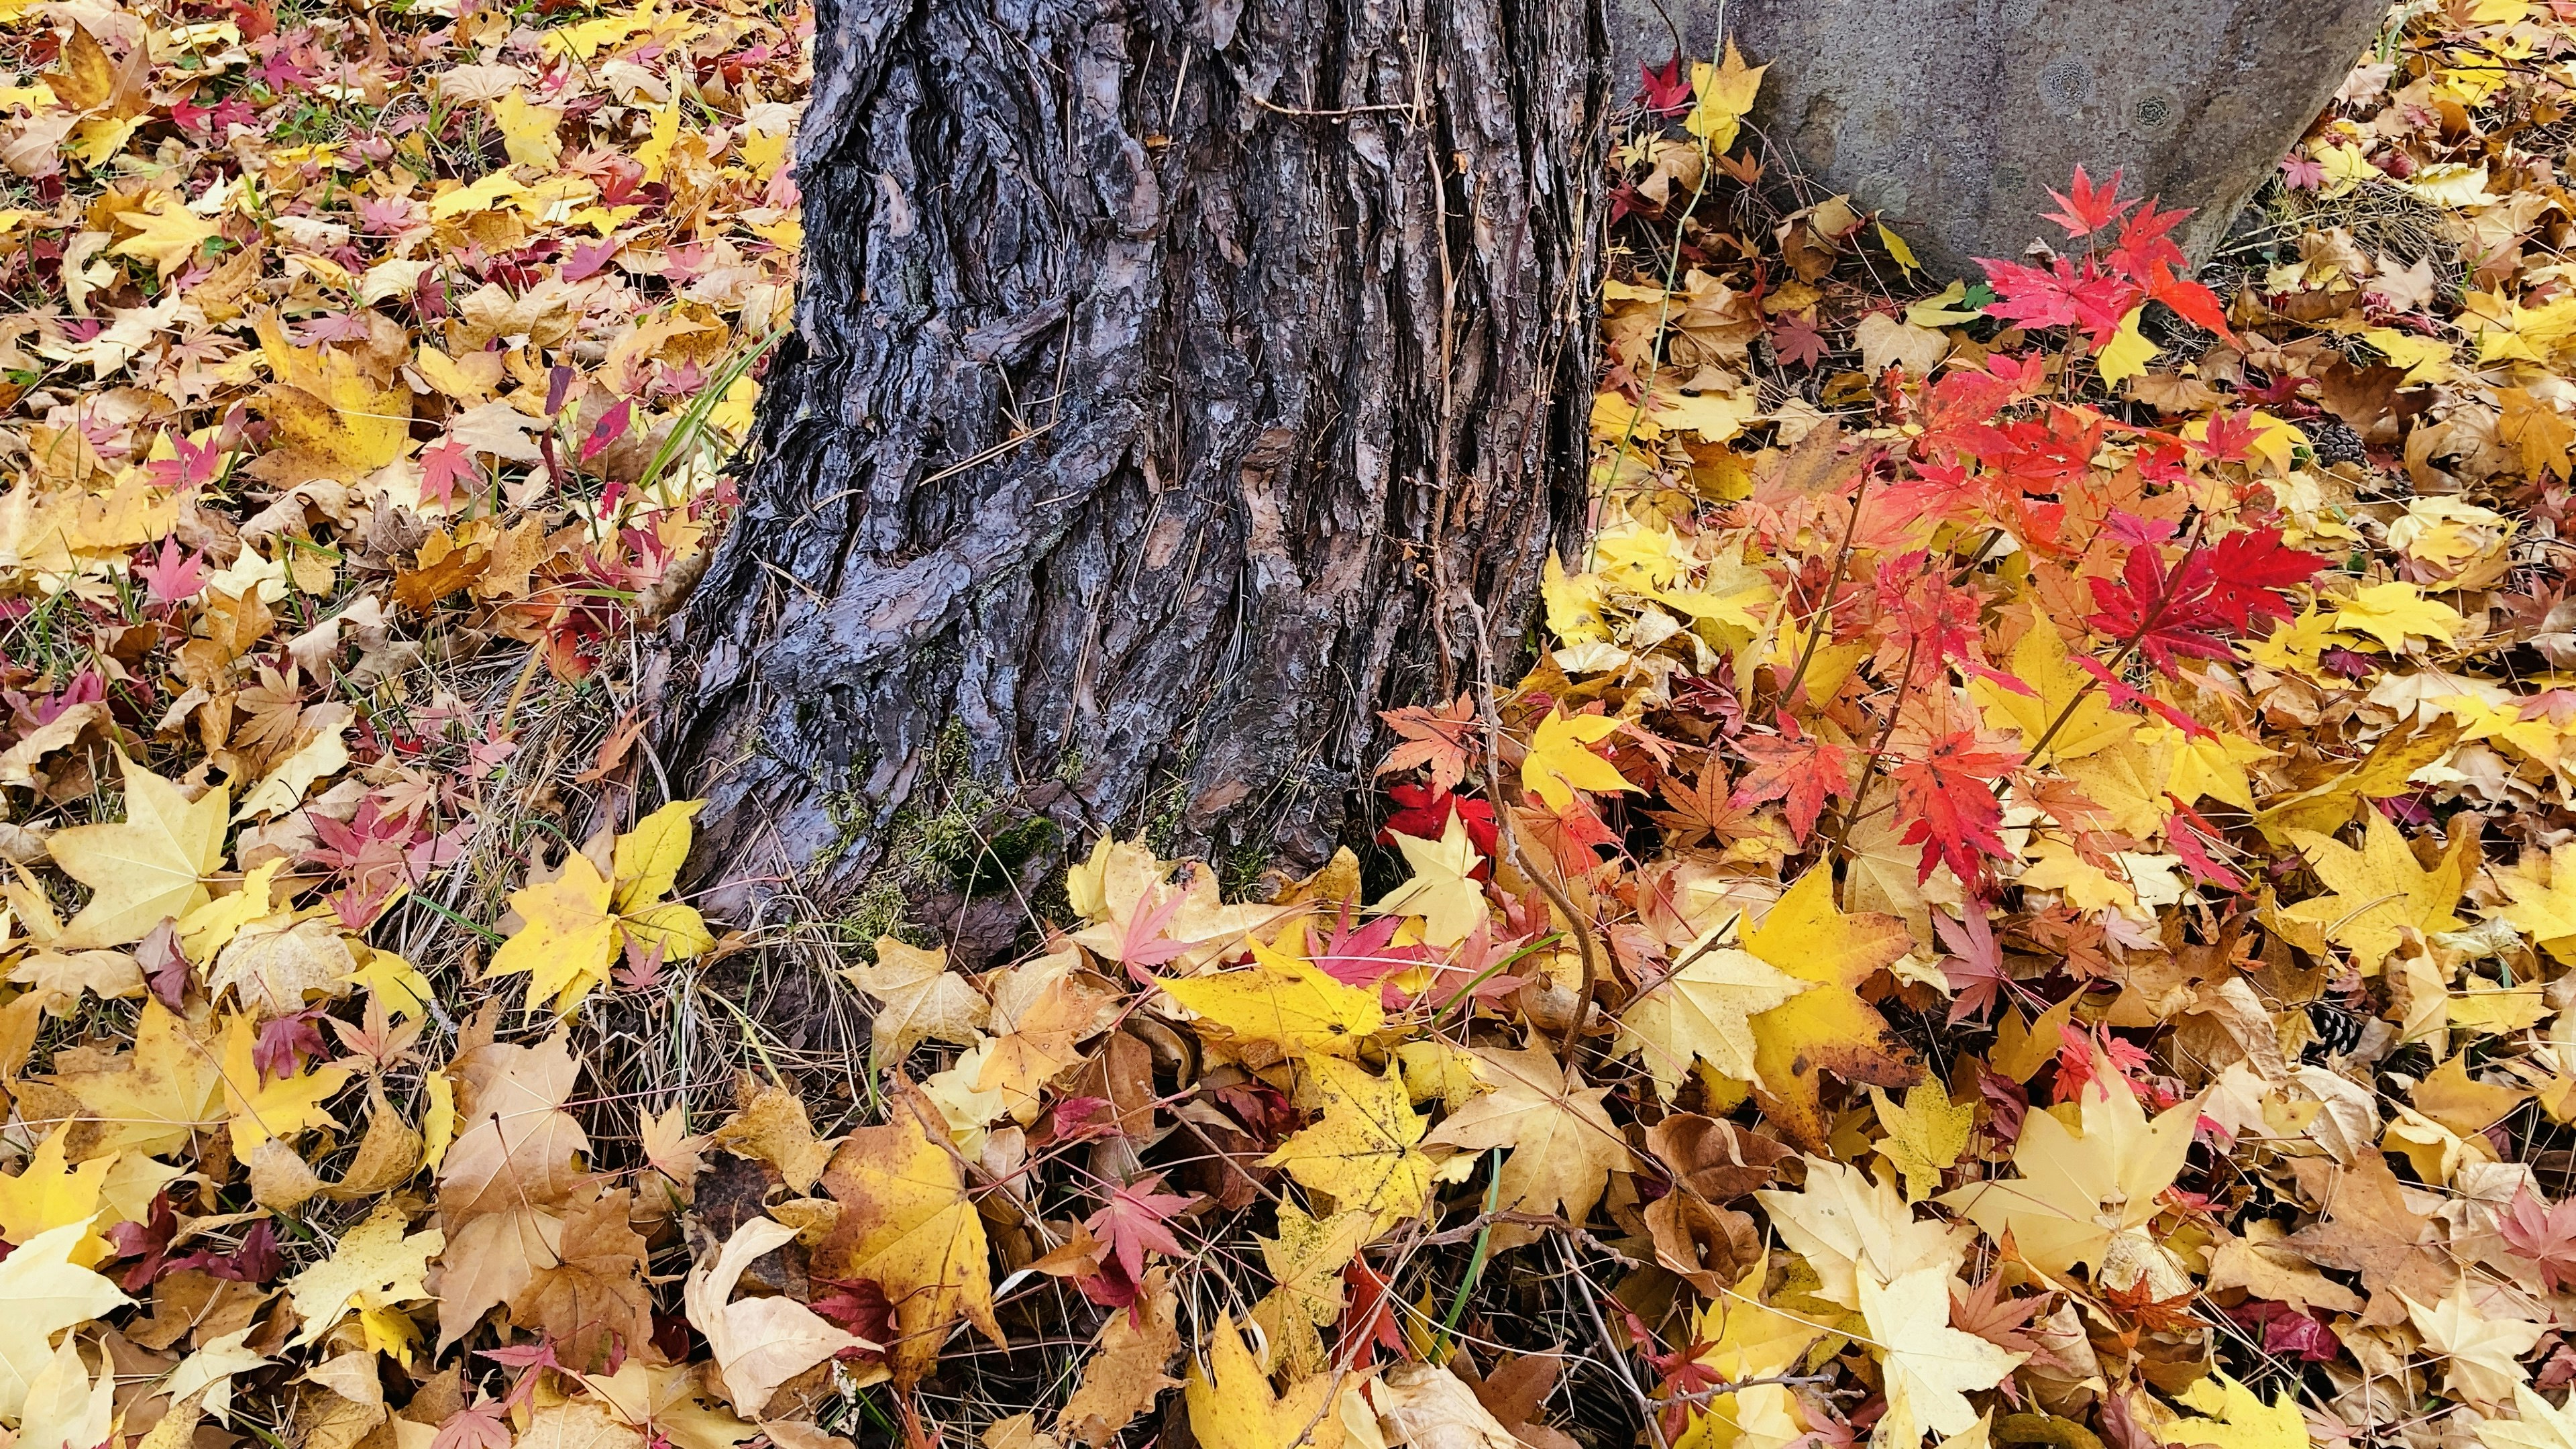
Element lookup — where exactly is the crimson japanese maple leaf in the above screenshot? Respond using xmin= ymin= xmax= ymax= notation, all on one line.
xmin=580 ymin=398 xmax=633 ymax=465
xmin=1729 ymin=714 xmax=1853 ymax=843
xmin=2038 ymin=164 xmax=2135 ymax=237
xmin=1381 ymin=783 xmax=1498 ymax=865
xmin=1977 ymin=256 xmax=2133 ymax=343
xmin=1890 ymin=726 xmax=2020 ymax=885
xmin=1639 ymin=53 xmax=1692 ymax=117
xmin=1377 ymin=694 xmax=1480 ymax=792
xmin=1085 ymin=1173 xmax=1198 ymax=1285
xmin=2503 ymin=1183 xmax=2576 ymax=1291
xmin=2084 ymin=525 xmax=2323 ymax=674
xmin=1771 ymin=312 xmax=1829 ymax=369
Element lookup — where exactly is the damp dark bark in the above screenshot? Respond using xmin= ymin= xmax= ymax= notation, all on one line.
xmin=655 ymin=0 xmax=1604 ymax=953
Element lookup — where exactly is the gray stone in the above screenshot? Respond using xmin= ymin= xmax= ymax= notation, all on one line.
xmin=1608 ymin=0 xmax=2389 ymax=277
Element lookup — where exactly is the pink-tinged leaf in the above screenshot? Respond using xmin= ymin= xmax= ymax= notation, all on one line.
xmin=2503 ymin=1182 xmax=2576 ymax=1291
xmin=254 ymin=1008 xmax=329 ymax=1079
xmin=419 ymin=434 xmax=479 ymax=511
xmin=140 ymin=918 xmax=186 ymax=1012
xmin=1309 ymin=910 xmax=1414 ymax=987
xmin=431 ymin=1403 xmax=514 ymax=1449
xmin=1083 ymin=1173 xmax=1198 ymax=1285
xmin=1933 ymin=908 xmax=2006 ymax=1024
xmin=137 ymin=537 xmax=210 ymax=604
xmin=2221 ymin=1299 xmax=2341 ymax=1363
xmin=2163 ymin=804 xmax=2247 ymax=892
xmin=1771 ymin=313 xmax=1829 ymax=369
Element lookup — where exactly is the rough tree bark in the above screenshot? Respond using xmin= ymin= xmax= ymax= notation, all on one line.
xmin=657 ymin=0 xmax=1604 ymax=949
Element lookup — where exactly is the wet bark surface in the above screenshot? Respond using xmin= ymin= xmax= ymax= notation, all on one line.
xmin=659 ymin=0 xmax=1603 ymax=945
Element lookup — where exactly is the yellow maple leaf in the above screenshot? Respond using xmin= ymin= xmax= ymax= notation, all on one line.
xmin=1968 ymin=623 xmax=2131 ymax=765
xmin=2280 ymin=810 xmax=2466 ymax=973
xmin=2330 ymin=580 xmax=2465 ymax=652
xmin=490 ymin=91 xmax=564 ymax=170
xmin=55 ymin=999 xmax=224 ymax=1158
xmin=1939 ymin=1055 xmax=2197 ymax=1286
xmin=1185 ymin=1311 xmax=1343 ymax=1449
xmin=1741 ymin=870 xmax=1921 ymax=1150
xmin=0 ymin=1124 xmax=114 ymax=1265
xmin=2155 ymin=1374 xmax=2309 ymax=1449
xmin=283 ymin=1200 xmax=442 ymax=1349
xmin=2477 ymin=1385 xmax=2576 ymax=1449
xmin=1160 ymin=938 xmax=1381 ymax=1060
xmin=1685 ymin=40 xmax=1767 ymax=152
xmin=252 ymin=314 xmax=412 ymax=472
xmin=48 ymin=753 xmax=229 ymax=950
xmin=1864 ymin=1264 xmax=2023 ymax=1449
xmin=1521 ymin=708 xmax=1634 ymax=812
xmin=812 ymin=1102 xmax=1002 ymax=1387
xmin=218 ymin=1012 xmax=351 ymax=1157
xmin=1368 ymin=810 xmax=1489 ymax=947
xmin=2498 ymin=846 xmax=2576 ymax=961
xmin=840 ymin=936 xmax=989 ymax=1061
xmin=1618 ymin=926 xmax=1811 ymax=1099
xmin=1257 ymin=1201 xmax=1374 ymax=1328
xmin=175 ymin=857 xmax=286 ymax=963
xmin=0 ymin=1219 xmax=130 ymax=1425
xmin=108 ymin=195 xmax=219 ymax=280
xmin=2094 ymin=307 xmax=2160 ymax=385
xmin=1870 ymin=1084 xmax=1974 ymax=1203
xmin=1265 ymin=1055 xmax=1436 ymax=1229
xmin=488 ymin=801 xmax=716 ymax=1015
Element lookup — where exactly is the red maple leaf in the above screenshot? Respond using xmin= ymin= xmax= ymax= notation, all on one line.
xmin=1771 ymin=312 xmax=1829 ymax=369
xmin=1083 ymin=1173 xmax=1198 ymax=1286
xmin=1639 ymin=53 xmax=1693 ymax=117
xmin=2504 ymin=1183 xmax=2576 ymax=1291
xmin=1890 ymin=727 xmax=2019 ymax=885
xmin=1729 ymin=714 xmax=1853 ymax=843
xmin=2038 ymin=164 xmax=2134 ymax=237
xmin=1338 ymin=1258 xmax=1411 ymax=1367
xmin=1976 ymin=256 xmax=2133 ymax=343
xmin=1379 ymin=783 xmax=1497 ymax=866
xmin=2084 ymin=526 xmax=2322 ymax=675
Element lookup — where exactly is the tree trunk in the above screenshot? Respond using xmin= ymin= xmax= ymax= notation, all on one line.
xmin=657 ymin=0 xmax=1603 ymax=951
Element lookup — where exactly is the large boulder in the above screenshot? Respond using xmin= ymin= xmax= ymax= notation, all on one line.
xmin=1609 ymin=0 xmax=2390 ymax=276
